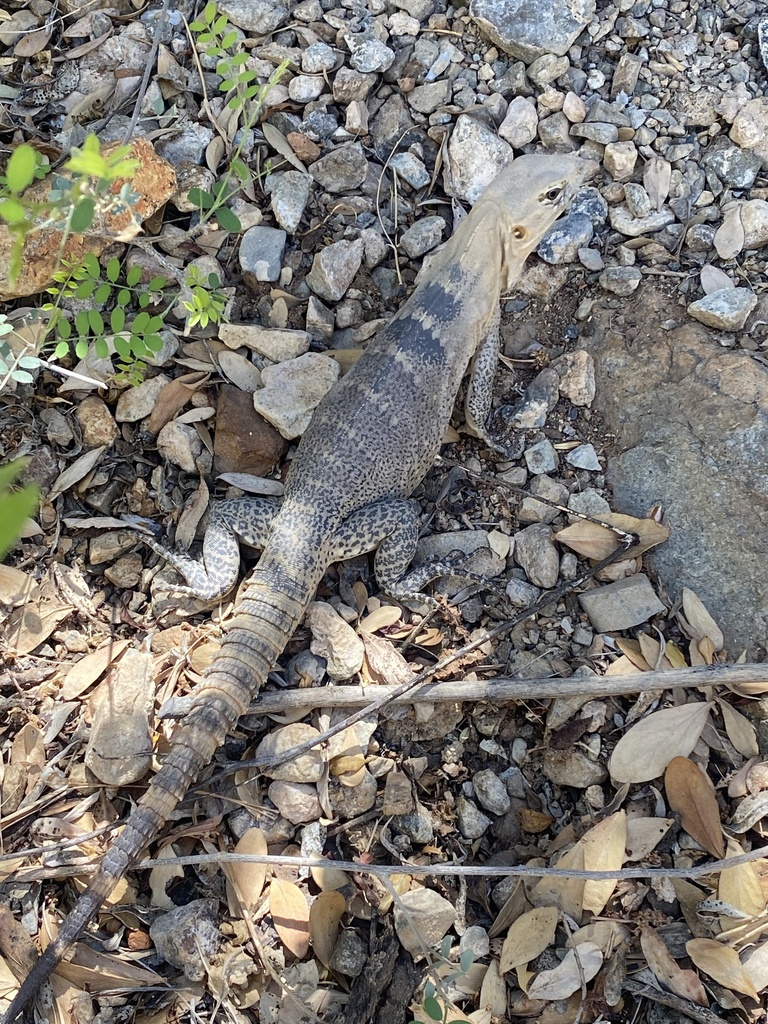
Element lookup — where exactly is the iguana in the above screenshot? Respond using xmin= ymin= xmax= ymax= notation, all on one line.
xmin=2 ymin=152 xmax=590 ymax=1022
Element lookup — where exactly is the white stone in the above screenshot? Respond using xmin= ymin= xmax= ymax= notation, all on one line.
xmin=252 ymin=353 xmax=340 ymax=439
xmin=498 ymin=96 xmax=539 ymax=149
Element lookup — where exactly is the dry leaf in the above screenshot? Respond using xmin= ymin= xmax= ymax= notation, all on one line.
xmin=527 ymin=942 xmax=603 ymax=1000
xmin=60 ymin=639 xmax=131 ymax=700
xmin=700 ymin=265 xmax=734 ymax=294
xmin=13 ymin=24 xmax=52 ymax=56
xmin=717 ymin=699 xmax=758 ymax=758
xmin=686 ymin=939 xmax=760 ymax=1001
xmin=478 ymin=960 xmax=506 ymax=1015
xmin=744 ymin=940 xmax=768 ymax=992
xmin=664 ymin=757 xmax=725 ymax=859
xmin=225 ymin=828 xmax=269 ymax=912
xmin=556 ymin=513 xmax=670 ymax=560
xmin=146 ymin=372 xmax=208 ymax=435
xmin=567 ymin=921 xmax=631 ymax=955
xmin=309 ymin=890 xmax=346 ymax=968
xmin=532 ymin=842 xmax=585 ymax=921
xmin=269 ymin=879 xmax=310 ymax=958
xmin=581 ymin=812 xmax=627 ymax=915
xmin=714 ymin=202 xmax=745 ymax=260
xmin=309 ymin=859 xmax=349 ymax=892
xmin=681 ymin=589 xmax=724 ymax=651
xmin=261 ymin=122 xmax=309 ymax=174
xmin=605 ymin=654 xmax=644 ymax=676
xmin=49 ymin=447 xmax=107 ymax=501
xmin=609 ymin=702 xmax=713 ymax=783
xmin=640 ymin=926 xmax=707 ymax=1006
xmin=0 ymin=565 xmax=38 ymax=605
xmin=625 ymin=817 xmax=673 ymax=861
xmin=148 ymin=847 xmax=183 ymax=910
xmin=499 ymin=907 xmax=558 ymax=974
xmin=719 ymin=838 xmax=765 ymax=918
xmin=358 ymin=605 xmax=403 ymax=633
xmin=57 ymin=943 xmax=160 ymax=991
xmin=644 ymin=155 xmax=671 ymax=211
xmin=615 ymin=639 xmax=652 ymax=672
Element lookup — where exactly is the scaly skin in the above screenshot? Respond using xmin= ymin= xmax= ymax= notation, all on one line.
xmin=2 ymin=153 xmax=591 ymax=1022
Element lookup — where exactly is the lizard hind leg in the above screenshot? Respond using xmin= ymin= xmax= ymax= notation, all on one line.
xmin=137 ymin=497 xmax=279 ymax=602
xmin=330 ymin=500 xmax=495 ymax=610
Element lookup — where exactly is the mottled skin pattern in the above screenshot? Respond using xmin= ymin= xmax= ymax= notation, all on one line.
xmin=2 ymin=154 xmax=590 ymax=1023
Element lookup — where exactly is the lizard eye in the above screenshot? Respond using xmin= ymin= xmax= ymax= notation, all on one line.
xmin=512 ymin=226 xmax=526 ymax=239
xmin=544 ymin=185 xmax=565 ymax=202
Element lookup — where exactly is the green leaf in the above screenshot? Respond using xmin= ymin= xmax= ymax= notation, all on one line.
xmin=17 ymin=355 xmax=40 ymax=369
xmin=11 ymin=369 xmax=33 ymax=384
xmin=459 ymin=949 xmax=475 ymax=973
xmin=424 ymin=997 xmax=442 ymax=1022
xmin=440 ymin=936 xmax=452 ymax=959
xmin=126 ymin=266 xmax=142 ymax=287
xmin=117 ymin=289 xmax=131 ymax=307
xmin=71 ymin=197 xmax=96 ymax=233
xmin=207 ymin=272 xmax=221 ymax=289
xmin=145 ymin=333 xmax=164 ymax=352
xmin=221 ymin=30 xmax=239 ymax=48
xmin=84 ymin=252 xmax=101 ymax=278
xmin=75 ymin=311 xmax=90 ymax=337
xmin=75 ymin=280 xmax=95 ymax=300
xmin=148 ymin=276 xmax=167 ymax=291
xmin=216 ymin=206 xmax=241 ymax=233
xmin=0 ymin=198 xmax=27 ymax=225
xmin=188 ymin=20 xmax=206 ymax=32
xmin=213 ymin=14 xmax=228 ymax=33
xmin=95 ymin=337 xmax=109 ymax=359
xmin=204 ymin=1 xmax=217 ymax=24
xmin=106 ymin=257 xmax=121 ymax=283
xmin=187 ymin=187 xmax=214 ymax=209
xmin=88 ymin=310 xmax=105 ymax=335
xmin=138 ymin=292 xmax=150 ymax=308
xmin=6 ymin=145 xmax=38 ymax=194
xmin=75 ymin=339 xmax=88 ymax=359
xmin=230 ymin=158 xmax=250 ymax=184
xmin=114 ymin=336 xmax=131 ymax=360
xmin=129 ymin=335 xmax=147 ymax=356
xmin=54 ymin=341 xmax=70 ymax=359
xmin=110 ymin=307 xmax=126 ymax=333
xmin=145 ymin=316 xmax=165 ymax=332
xmin=0 ymin=481 xmax=38 ymax=560
xmin=94 ymin=283 xmax=111 ymax=304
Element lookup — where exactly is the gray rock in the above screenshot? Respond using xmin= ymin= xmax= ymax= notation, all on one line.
xmin=288 ymin=74 xmax=324 ymax=103
xmin=599 ymin=266 xmax=642 ymax=296
xmin=570 ymin=122 xmax=619 ymax=145
xmin=239 ymin=225 xmax=286 ymax=282
xmin=470 ymin=0 xmax=596 ymax=61
xmin=389 ymin=152 xmax=431 ymax=189
xmin=538 ymin=212 xmax=594 ymax=264
xmin=515 ymin=523 xmax=560 ymax=589
xmin=329 ymin=930 xmax=367 ymax=978
xmin=568 ymin=489 xmax=611 ymax=519
xmin=306 ymin=238 xmax=363 ymax=302
xmin=85 ymin=650 xmax=153 ymax=786
xmin=309 ymin=143 xmax=368 ymax=193
xmin=566 ymin=443 xmax=602 ymax=471
xmin=578 ymin=248 xmax=604 ymax=271
xmin=332 ymin=67 xmax=376 ymax=104
xmin=586 ymin=296 xmax=768 ymax=657
xmin=702 ymin=142 xmax=762 ymax=190
xmin=505 ymin=576 xmax=542 ymax=608
xmin=344 ymin=32 xmax=395 ymax=73
xmin=308 ymin=601 xmax=364 ymax=680
xmin=253 ymin=352 xmax=340 ymax=439
xmin=328 ymin=768 xmax=377 ymax=818
xmin=456 ymin=794 xmax=492 ymax=839
xmin=730 ymin=97 xmax=768 ymax=167
xmin=460 ymin=925 xmax=490 ymax=959
xmin=571 ymin=187 xmax=608 ymax=226
xmin=538 ymin=111 xmax=575 ymax=151
xmin=687 ymin=288 xmax=757 ymax=331
xmin=269 ymin=171 xmax=311 ymax=233
xmin=578 ymin=574 xmax=666 ymax=631
xmin=408 ymin=80 xmax=451 ymax=114
xmin=219 ymin=324 xmax=310 ymax=362
xmin=623 ymin=183 xmax=652 ymax=219
xmin=741 ymin=200 xmax=768 ymax=249
xmin=416 ymin=530 xmax=489 ymax=563
xmin=394 ymin=889 xmax=456 ymax=955
xmin=472 ymin=769 xmax=511 ymax=815
xmin=510 ymin=368 xmax=560 ymax=428
xmin=524 ymin=438 xmax=558 ymax=475
xmin=400 ymin=216 xmax=446 ymax=258
xmin=156 ymin=121 xmax=214 ymax=165
xmin=498 ymin=96 xmax=538 ymax=148
xmin=528 ymin=53 xmax=569 ymax=87
xmin=217 ymin=0 xmax=288 ymax=33
xmin=301 ymin=41 xmax=336 ymax=73
xmin=360 ymin=227 xmax=389 ymax=268
xmin=553 ymin=350 xmax=595 ymax=406
xmin=611 ymin=52 xmax=643 ymax=98
xmin=445 ymin=114 xmax=513 ymax=203
xmin=518 ymin=474 xmax=570 ymax=525
xmin=267 ymin=781 xmax=322 ymax=824
xmin=542 ymin=748 xmax=608 ymax=788
xmin=150 ymin=900 xmax=219 ymax=981
xmin=392 ymin=802 xmax=435 ymax=844
xmin=609 ymin=205 xmax=675 ymax=237
xmin=306 ymin=295 xmax=334 ymax=340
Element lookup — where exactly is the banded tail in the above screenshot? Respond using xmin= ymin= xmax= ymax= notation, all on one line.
xmin=2 ymin=559 xmax=316 ymax=1023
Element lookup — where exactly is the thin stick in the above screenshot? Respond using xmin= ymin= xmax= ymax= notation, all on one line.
xmin=242 ymin=662 xmax=768 ymax=715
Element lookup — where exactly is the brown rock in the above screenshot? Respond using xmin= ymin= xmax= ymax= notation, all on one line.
xmin=0 ymin=138 xmax=176 ymax=300
xmin=213 ymin=384 xmax=288 ymax=477
xmin=286 ymin=132 xmax=321 ymax=164
xmin=75 ymin=396 xmax=119 ymax=448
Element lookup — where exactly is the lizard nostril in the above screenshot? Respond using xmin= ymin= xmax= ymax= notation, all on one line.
xmin=512 ymin=226 xmax=526 ymax=239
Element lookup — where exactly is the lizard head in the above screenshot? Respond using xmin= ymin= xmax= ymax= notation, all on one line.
xmin=479 ymin=153 xmax=597 ymax=290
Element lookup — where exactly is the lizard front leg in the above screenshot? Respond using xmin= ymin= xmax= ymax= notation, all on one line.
xmin=136 ymin=497 xmax=280 ymax=601
xmin=464 ymin=309 xmax=524 ymax=460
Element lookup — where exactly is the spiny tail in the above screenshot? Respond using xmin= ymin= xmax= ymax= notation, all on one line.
xmin=2 ymin=562 xmax=316 ymax=1024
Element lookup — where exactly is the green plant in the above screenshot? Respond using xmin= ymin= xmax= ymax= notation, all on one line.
xmin=0 ymin=136 xmax=139 ymax=287
xmin=187 ymin=2 xmax=289 ymax=233
xmin=0 ymin=314 xmax=41 ymax=389
xmin=0 ymin=460 xmax=38 ymax=561
xmin=407 ymin=938 xmax=475 ymax=1024
xmin=181 ymin=265 xmax=228 ymax=329
xmin=43 ymin=254 xmax=167 ymax=384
